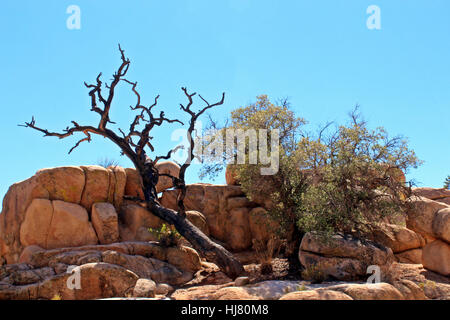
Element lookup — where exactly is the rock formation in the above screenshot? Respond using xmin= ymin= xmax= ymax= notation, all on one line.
xmin=0 ymin=164 xmax=449 ymax=300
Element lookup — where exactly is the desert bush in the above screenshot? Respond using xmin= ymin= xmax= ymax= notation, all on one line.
xmin=149 ymin=224 xmax=181 ymax=247
xmin=301 ymin=262 xmax=327 ymax=284
xmin=297 ymin=108 xmax=421 ymax=239
xmin=97 ymin=157 xmax=120 ymax=168
xmin=201 ymin=96 xmax=421 ymax=250
xmin=252 ymin=236 xmax=283 ymax=275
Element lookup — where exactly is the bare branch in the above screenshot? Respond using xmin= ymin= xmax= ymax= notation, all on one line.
xmin=20 ymin=46 xmax=244 ymax=278
xmin=154 ymin=145 xmax=184 ymax=163
xmin=173 ymin=87 xmax=225 ymax=215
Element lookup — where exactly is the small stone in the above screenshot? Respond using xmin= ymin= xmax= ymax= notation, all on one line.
xmin=234 ymin=276 xmax=250 ymax=286
xmin=133 ymin=278 xmax=156 ymax=298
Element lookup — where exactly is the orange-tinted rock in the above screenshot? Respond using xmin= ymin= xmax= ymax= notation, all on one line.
xmin=160 ymin=183 xmax=279 ymax=251
xmin=412 ymin=187 xmax=450 ymax=200
xmin=36 ymin=262 xmax=138 ymax=300
xmin=18 ymin=245 xmax=45 ymax=264
xmin=132 ymin=278 xmax=156 ymax=298
xmin=392 ymin=279 xmax=428 ymax=300
xmin=46 ymin=200 xmax=98 ymax=249
xmin=118 ymin=204 xmax=162 ymax=242
xmin=432 ymin=208 xmax=450 ymax=243
xmin=124 ymin=162 xmax=179 ymax=199
xmin=395 ymin=248 xmax=422 ymax=264
xmin=91 ymin=203 xmax=119 ymax=244
xmin=370 ymin=223 xmax=426 ymax=253
xmin=109 ymin=166 xmax=126 ymax=209
xmin=124 ymin=168 xmax=145 ymax=200
xmin=166 ymin=246 xmax=202 ymax=273
xmin=19 ymin=199 xmax=53 ymax=249
xmin=280 ymin=290 xmax=353 ymax=300
xmin=186 ymin=210 xmax=209 ymax=236
xmin=34 ymin=166 xmax=86 ymax=203
xmin=406 ymin=196 xmax=448 ymax=241
xmin=225 ymin=208 xmax=251 ymax=251
xmin=0 ymin=165 xmax=129 ymax=264
xmin=422 ymin=240 xmax=450 ymax=276
xmin=324 ymin=283 xmax=404 ymax=300
xmin=299 ymin=233 xmax=395 ymax=281
xmin=80 ymin=166 xmax=110 ymax=211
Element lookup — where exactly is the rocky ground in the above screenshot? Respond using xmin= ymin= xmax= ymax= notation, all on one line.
xmin=1 ymin=242 xmax=449 ymax=300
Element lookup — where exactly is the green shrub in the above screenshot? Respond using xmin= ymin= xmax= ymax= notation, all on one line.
xmin=149 ymin=224 xmax=181 ymax=247
xmin=201 ymin=96 xmax=421 ymax=249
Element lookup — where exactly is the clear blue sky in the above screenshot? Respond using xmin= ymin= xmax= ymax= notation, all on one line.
xmin=1 ymin=0 xmax=449 ymax=201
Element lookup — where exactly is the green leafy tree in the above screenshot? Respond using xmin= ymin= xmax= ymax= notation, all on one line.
xmin=202 ymin=97 xmax=422 ymax=253
xmin=297 ymin=108 xmax=422 ymax=239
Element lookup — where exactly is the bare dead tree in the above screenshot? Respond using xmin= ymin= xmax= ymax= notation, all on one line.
xmin=20 ymin=45 xmax=244 ymax=278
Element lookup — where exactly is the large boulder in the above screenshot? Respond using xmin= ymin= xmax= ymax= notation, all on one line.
xmin=124 ymin=168 xmax=145 ymax=200
xmin=412 ymin=187 xmax=450 ymax=201
xmin=432 ymin=208 xmax=450 ymax=243
xmin=165 ymin=246 xmax=202 ymax=274
xmin=160 ymin=183 xmax=273 ymax=251
xmin=406 ymin=196 xmax=448 ymax=242
xmin=279 ymin=289 xmax=353 ymax=300
xmin=171 ymin=284 xmax=260 ymax=300
xmin=321 ymin=283 xmax=404 ymax=300
xmin=0 ymin=167 xmax=85 ymax=263
xmin=299 ymin=233 xmax=395 ymax=281
xmin=46 ymin=200 xmax=98 ymax=249
xmin=388 ymin=262 xmax=450 ymax=299
xmin=391 ymin=279 xmax=428 ymax=300
xmin=101 ymin=250 xmax=192 ymax=286
xmin=422 ymin=240 xmax=450 ymax=276
xmin=20 ymin=241 xmax=201 ymax=276
xmin=79 ymin=165 xmax=110 ymax=211
xmin=0 ymin=262 xmax=139 ymax=300
xmin=132 ymin=278 xmax=156 ymax=298
xmin=20 ymin=199 xmax=98 ymax=250
xmin=185 ymin=211 xmax=209 ymax=236
xmin=0 ymin=241 xmax=203 ymax=299
xmin=19 ymin=199 xmax=54 ymax=249
xmin=79 ymin=165 xmax=126 ymax=211
xmin=109 ymin=166 xmax=127 ymax=209
xmin=37 ymin=262 xmax=139 ymax=300
xmin=91 ymin=203 xmax=119 ymax=244
xmin=369 ymin=223 xmax=426 ymax=253
xmin=395 ymin=248 xmax=423 ymax=264
xmin=225 ymin=208 xmax=252 ymax=251
xmin=118 ymin=203 xmax=162 ymax=242
xmin=0 ymin=166 xmax=127 ymax=264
